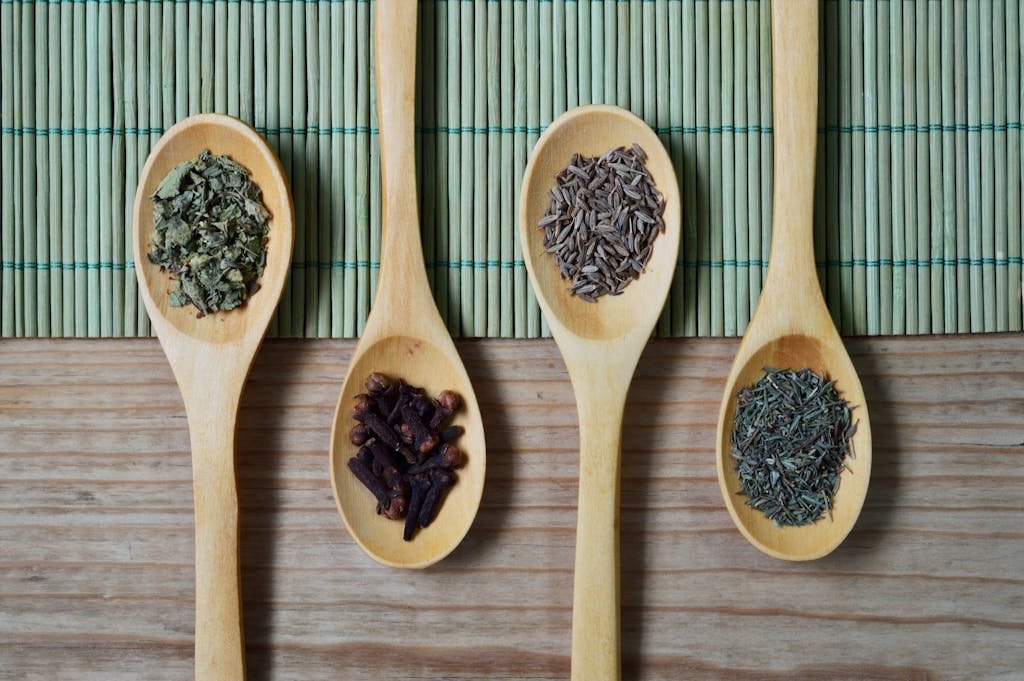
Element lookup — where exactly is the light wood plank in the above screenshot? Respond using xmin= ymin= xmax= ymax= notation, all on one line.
xmin=0 ymin=337 xmax=1022 ymax=680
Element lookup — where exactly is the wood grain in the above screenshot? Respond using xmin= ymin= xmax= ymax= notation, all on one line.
xmin=1 ymin=336 xmax=1022 ymax=680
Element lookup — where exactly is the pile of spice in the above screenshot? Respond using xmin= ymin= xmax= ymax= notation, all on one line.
xmin=730 ymin=367 xmax=857 ymax=527
xmin=347 ymin=372 xmax=466 ymax=541
xmin=538 ymin=144 xmax=666 ymax=301
xmin=148 ymin=150 xmax=270 ymax=317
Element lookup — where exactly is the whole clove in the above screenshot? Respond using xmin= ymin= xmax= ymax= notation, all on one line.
xmin=346 ymin=372 xmax=467 ymax=541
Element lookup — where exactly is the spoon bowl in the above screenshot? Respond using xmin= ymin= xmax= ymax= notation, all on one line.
xmin=717 ymin=332 xmax=871 ymax=561
xmin=134 ymin=114 xmax=292 ymax=346
xmin=520 ymin=104 xmax=680 ymax=681
xmin=329 ymin=334 xmax=485 ymax=568
xmin=327 ymin=0 xmax=485 ymax=569
xmin=715 ymin=0 xmax=871 ymax=561
xmin=133 ymin=113 xmax=293 ymax=681
xmin=521 ymin=105 xmax=681 ymax=342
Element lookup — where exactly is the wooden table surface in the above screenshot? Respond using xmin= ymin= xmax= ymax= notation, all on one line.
xmin=1 ymin=336 xmax=1022 ymax=680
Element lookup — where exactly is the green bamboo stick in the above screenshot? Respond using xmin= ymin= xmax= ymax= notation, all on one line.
xmin=695 ymin=0 xmax=710 ymax=336
xmin=111 ymin=0 xmax=124 ymax=335
xmin=993 ymin=0 xmax=1009 ymax=332
xmin=759 ymin=0 xmax=771 ymax=296
xmin=472 ymin=0 xmax=487 ymax=337
xmin=720 ymin=0 xmax=735 ymax=336
xmin=274 ymin=0 xmax=293 ymax=334
xmin=434 ymin=1 xmax=450 ymax=330
xmin=512 ymin=0 xmax=526 ymax=336
xmin=679 ymin=0 xmax=696 ymax=337
xmin=890 ymin=0 xmax=905 ymax=333
xmin=709 ymin=0 xmax=722 ymax=336
xmin=604 ymin=0 xmax=616 ymax=108
xmin=824 ymin=0 xmax=840 ymax=327
xmin=851 ymin=0 xmax=866 ymax=335
xmin=447 ymin=0 xmax=462 ymax=335
xmin=340 ymin=0 xmax=355 ymax=336
xmin=11 ymin=0 xmax=23 ymax=336
xmin=201 ymin=0 xmax=213 ymax=112
xmin=940 ymin=0 xmax=956 ymax=332
xmin=316 ymin=0 xmax=331 ymax=337
xmin=732 ymin=0 xmax=747 ymax=335
xmin=486 ymin=0 xmax=500 ymax=336
xmin=585 ymin=0 xmax=599 ymax=105
xmin=630 ymin=0 xmax=640 ymax=114
xmin=358 ymin=0 xmax=374 ymax=333
xmin=143 ymin=0 xmax=161 ymax=337
xmin=877 ymin=2 xmax=893 ymax=335
xmin=33 ymin=1 xmax=47 ymax=336
xmin=967 ymin=0 xmax=983 ymax=331
xmin=303 ymin=2 xmax=319 ymax=338
xmin=98 ymin=0 xmax=112 ymax=337
xmin=499 ymin=0 xmax=512 ymax=336
xmin=47 ymin=1 xmax=61 ymax=335
xmin=0 ymin=0 xmax=12 ymax=335
xmin=553 ymin=0 xmax=566 ymax=116
xmin=1008 ymin=0 xmax=1022 ymax=330
xmin=864 ymin=0 xmax=879 ymax=335
xmin=914 ymin=0 xmax=930 ymax=334
xmin=955 ymin=0 xmax=969 ymax=332
xmin=459 ymin=0 xmax=475 ymax=335
xmin=84 ymin=0 xmax=99 ymax=336
xmin=656 ymin=0 xmax=670 ymax=336
xmin=290 ymin=0 xmax=306 ymax=336
xmin=369 ymin=2 xmax=381 ymax=322
xmin=980 ymin=0 xmax=996 ymax=331
xmin=670 ymin=0 xmax=689 ymax=336
xmin=927 ymin=0 xmax=944 ymax=333
xmin=125 ymin=0 xmax=140 ymax=335
xmin=60 ymin=0 xmax=74 ymax=335
xmin=14 ymin=0 xmax=26 ymax=336
xmin=903 ymin=0 xmax=919 ymax=334
xmin=616 ymin=0 xmax=628 ymax=109
xmin=240 ymin=0 xmax=253 ymax=123
xmin=566 ymin=0 xmax=577 ymax=114
xmin=329 ymin=0 xmax=343 ymax=336
xmin=838 ymin=0 xmax=853 ymax=334
xmin=264 ymin=0 xmax=279 ymax=336
xmin=227 ymin=0 xmax=240 ymax=117
xmin=214 ymin=0 xmax=226 ymax=111
xmin=189 ymin=0 xmax=200 ymax=114
xmin=161 ymin=1 xmax=172 ymax=131
xmin=578 ymin=0 xmax=591 ymax=105
xmin=745 ymin=1 xmax=759 ymax=331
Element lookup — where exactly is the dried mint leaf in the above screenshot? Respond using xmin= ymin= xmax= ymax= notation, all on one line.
xmin=147 ymin=150 xmax=270 ymax=317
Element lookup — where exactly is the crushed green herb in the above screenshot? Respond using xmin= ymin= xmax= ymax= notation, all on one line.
xmin=148 ymin=150 xmax=270 ymax=317
xmin=730 ymin=367 xmax=857 ymax=527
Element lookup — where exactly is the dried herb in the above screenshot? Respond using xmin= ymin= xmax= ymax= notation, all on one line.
xmin=538 ymin=144 xmax=666 ymax=301
xmin=347 ymin=373 xmax=466 ymax=541
xmin=148 ymin=150 xmax=270 ymax=316
xmin=730 ymin=368 xmax=857 ymax=527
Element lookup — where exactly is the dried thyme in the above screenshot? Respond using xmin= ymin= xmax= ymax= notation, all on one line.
xmin=730 ymin=368 xmax=858 ymax=527
xmin=148 ymin=150 xmax=270 ymax=316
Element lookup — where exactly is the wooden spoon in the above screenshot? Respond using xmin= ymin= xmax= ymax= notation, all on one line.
xmin=327 ymin=0 xmax=485 ymax=569
xmin=519 ymin=105 xmax=681 ymax=681
xmin=133 ymin=114 xmax=293 ymax=680
xmin=714 ymin=0 xmax=872 ymax=561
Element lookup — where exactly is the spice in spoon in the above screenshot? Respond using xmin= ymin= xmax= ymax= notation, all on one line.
xmin=730 ymin=367 xmax=857 ymax=527
xmin=347 ymin=372 xmax=466 ymax=541
xmin=538 ymin=144 xmax=666 ymax=301
xmin=148 ymin=150 xmax=270 ymax=317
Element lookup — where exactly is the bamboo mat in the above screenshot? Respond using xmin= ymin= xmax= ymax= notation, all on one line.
xmin=0 ymin=0 xmax=1021 ymax=338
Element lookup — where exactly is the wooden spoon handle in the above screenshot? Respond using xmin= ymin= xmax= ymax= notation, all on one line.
xmin=186 ymin=396 xmax=244 ymax=681
xmin=373 ymin=0 xmax=432 ymax=314
xmin=764 ymin=0 xmax=820 ymax=296
xmin=571 ymin=390 xmax=625 ymax=681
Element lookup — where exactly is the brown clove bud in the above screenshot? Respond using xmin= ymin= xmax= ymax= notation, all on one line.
xmin=350 ymin=424 xmax=370 ymax=446
xmin=407 ymin=443 xmax=463 ymax=475
xmin=351 ymin=394 xmax=373 ymax=419
xmin=354 ymin=410 xmax=401 ymax=450
xmin=418 ymin=469 xmax=456 ymax=528
xmin=428 ymin=390 xmax=461 ymax=429
xmin=399 ymin=422 xmax=415 ymax=445
xmin=380 ymin=491 xmax=407 ymax=520
xmin=365 ymin=372 xmax=391 ymax=395
xmin=404 ymin=474 xmax=430 ymax=541
xmin=348 ymin=457 xmax=389 ymax=507
xmin=401 ymin=405 xmax=440 ymax=454
xmin=440 ymin=425 xmax=464 ymax=442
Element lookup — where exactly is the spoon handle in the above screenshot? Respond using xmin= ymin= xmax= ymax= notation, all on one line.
xmin=372 ymin=0 xmax=434 ymax=318
xmin=571 ymin=388 xmax=626 ymax=681
xmin=763 ymin=0 xmax=821 ymax=300
xmin=184 ymin=387 xmax=245 ymax=681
